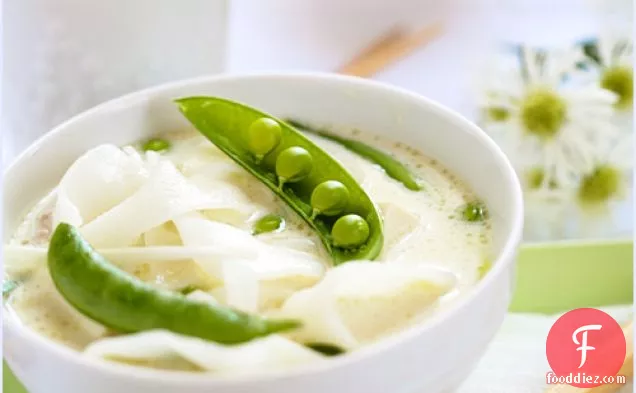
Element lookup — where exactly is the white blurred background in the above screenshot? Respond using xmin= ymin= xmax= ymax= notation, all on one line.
xmin=3 ymin=0 xmax=631 ymax=160
xmin=2 ymin=0 xmax=633 ymax=240
xmin=228 ymin=0 xmax=631 ymax=116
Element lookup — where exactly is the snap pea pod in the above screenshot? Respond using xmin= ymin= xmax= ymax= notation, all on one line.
xmin=305 ymin=342 xmax=345 ymax=356
xmin=286 ymin=119 xmax=425 ymax=192
xmin=178 ymin=285 xmax=199 ymax=295
xmin=176 ymin=97 xmax=384 ymax=264
xmin=47 ymin=223 xmax=300 ymax=344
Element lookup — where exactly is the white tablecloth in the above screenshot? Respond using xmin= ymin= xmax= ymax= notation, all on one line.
xmin=456 ymin=306 xmax=633 ymax=393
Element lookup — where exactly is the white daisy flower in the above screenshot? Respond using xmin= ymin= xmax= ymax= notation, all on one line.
xmin=477 ymin=46 xmax=620 ymax=189
xmin=575 ymin=132 xmax=632 ymax=213
xmin=585 ymin=32 xmax=633 ymax=112
xmin=523 ymin=130 xmax=632 ymax=240
xmin=528 ymin=131 xmax=631 ymax=239
xmin=581 ymin=31 xmax=633 ymax=137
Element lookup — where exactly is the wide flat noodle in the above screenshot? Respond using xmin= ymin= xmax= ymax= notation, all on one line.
xmin=201 ymin=208 xmax=253 ymax=229
xmin=186 ymin=162 xmax=268 ymax=226
xmin=53 ymin=144 xmax=149 ymax=228
xmin=174 ymin=212 xmax=260 ymax=312
xmin=84 ymin=331 xmax=325 ymax=374
xmin=6 ymin=238 xmax=324 ymax=312
xmin=257 ymin=231 xmax=321 ymax=255
xmin=80 ymin=160 xmax=236 ymax=247
xmin=185 ymin=290 xmax=218 ymax=304
xmin=173 ymin=214 xmax=290 ymax=312
xmin=126 ymin=259 xmax=216 ymax=292
xmin=3 ymin=245 xmax=48 ymax=276
xmin=3 ymin=245 xmax=245 ymax=278
xmin=208 ymin=262 xmax=259 ymax=312
xmin=173 ymin=213 xmax=325 ymax=312
xmin=164 ymin=135 xmax=227 ymax=176
xmin=143 ymin=222 xmax=182 ymax=246
xmin=173 ymin=213 xmax=259 ymax=258
xmin=173 ymin=213 xmax=327 ymax=281
xmin=179 ymin=146 xmax=285 ymax=230
xmin=54 ymin=189 xmax=83 ymax=228
xmin=277 ymin=262 xmax=457 ymax=350
xmin=259 ymin=275 xmax=320 ymax=311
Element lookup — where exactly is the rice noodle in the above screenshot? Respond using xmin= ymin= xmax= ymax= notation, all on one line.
xmin=277 ymin=262 xmax=457 ymax=350
xmin=79 ymin=160 xmax=240 ymax=247
xmin=53 ymin=144 xmax=149 ymax=228
xmin=84 ymin=331 xmax=325 ymax=373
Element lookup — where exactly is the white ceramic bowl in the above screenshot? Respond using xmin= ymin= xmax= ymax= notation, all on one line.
xmin=3 ymin=73 xmax=523 ymax=393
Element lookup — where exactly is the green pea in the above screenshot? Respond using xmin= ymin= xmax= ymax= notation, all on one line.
xmin=245 ymin=117 xmax=282 ymax=159
xmin=311 ymin=180 xmax=349 ymax=217
xmin=47 ymin=223 xmax=300 ymax=344
xmin=142 ymin=138 xmax=171 ymax=152
xmin=275 ymin=146 xmax=313 ymax=184
xmin=331 ymin=214 xmax=370 ymax=248
xmin=252 ymin=214 xmax=285 ymax=235
xmin=461 ymin=201 xmax=487 ymax=222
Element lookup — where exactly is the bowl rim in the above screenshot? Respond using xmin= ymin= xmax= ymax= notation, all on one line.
xmin=3 ymin=71 xmax=524 ymax=385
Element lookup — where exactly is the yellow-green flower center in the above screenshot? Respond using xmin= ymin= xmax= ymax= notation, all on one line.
xmin=578 ymin=165 xmax=621 ymax=204
xmin=485 ymin=107 xmax=510 ymax=122
xmin=600 ymin=65 xmax=633 ymax=110
xmin=520 ymin=88 xmax=567 ymax=139
xmin=526 ymin=167 xmax=558 ymax=190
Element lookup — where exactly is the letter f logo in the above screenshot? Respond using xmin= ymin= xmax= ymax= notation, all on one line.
xmin=572 ymin=324 xmax=602 ymax=368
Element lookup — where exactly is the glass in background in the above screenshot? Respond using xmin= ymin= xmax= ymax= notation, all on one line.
xmin=1 ymin=0 xmax=229 ymax=165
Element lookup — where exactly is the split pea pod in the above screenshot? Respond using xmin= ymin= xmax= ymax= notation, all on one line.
xmin=176 ymin=96 xmax=384 ymax=264
xmin=47 ymin=223 xmax=299 ymax=344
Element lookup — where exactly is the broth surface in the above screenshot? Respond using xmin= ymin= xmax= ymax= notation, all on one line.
xmin=5 ymin=126 xmax=492 ymax=368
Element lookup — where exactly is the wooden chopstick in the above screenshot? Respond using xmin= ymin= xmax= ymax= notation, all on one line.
xmin=337 ymin=22 xmax=444 ymax=78
xmin=544 ymin=320 xmax=633 ymax=393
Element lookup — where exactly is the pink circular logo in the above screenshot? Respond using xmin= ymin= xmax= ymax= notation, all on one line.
xmin=546 ymin=308 xmax=626 ymax=388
